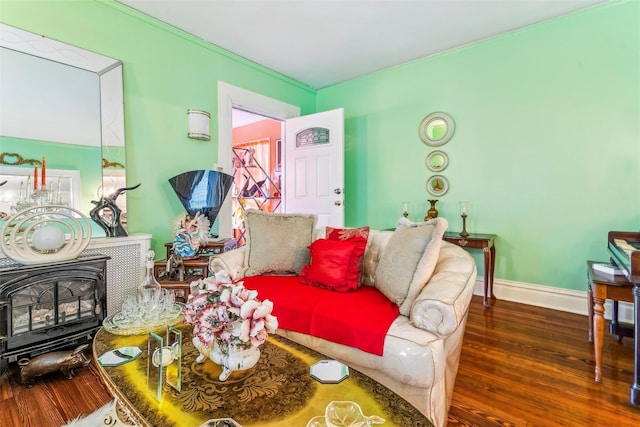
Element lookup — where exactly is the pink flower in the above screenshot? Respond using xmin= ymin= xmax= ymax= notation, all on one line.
xmin=183 ymin=275 xmax=278 ymax=348
xmin=252 ymin=299 xmax=274 ymax=320
xmin=240 ymin=299 xmax=260 ymax=319
xmin=239 ymin=319 xmax=251 ymax=342
xmin=251 ymin=328 xmax=268 ymax=347
xmin=264 ymin=314 xmax=279 ymax=333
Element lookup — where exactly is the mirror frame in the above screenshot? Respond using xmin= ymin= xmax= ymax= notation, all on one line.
xmin=425 ymin=150 xmax=449 ymax=172
xmin=419 ymin=112 xmax=455 ymax=147
xmin=426 ymin=174 xmax=449 ymax=196
xmin=0 ymin=23 xmax=125 ymax=217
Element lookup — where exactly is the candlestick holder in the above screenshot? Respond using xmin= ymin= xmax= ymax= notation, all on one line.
xmin=460 ymin=213 xmax=469 ymax=238
xmin=401 ymin=202 xmax=409 ymax=218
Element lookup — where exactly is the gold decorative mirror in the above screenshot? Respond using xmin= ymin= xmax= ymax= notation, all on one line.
xmin=419 ymin=112 xmax=455 ymax=146
xmin=426 ymin=150 xmax=449 ymax=172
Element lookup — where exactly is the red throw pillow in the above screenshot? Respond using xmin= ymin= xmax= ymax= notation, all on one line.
xmin=325 ymin=226 xmax=370 ymax=287
xmin=300 ymin=238 xmax=359 ymax=292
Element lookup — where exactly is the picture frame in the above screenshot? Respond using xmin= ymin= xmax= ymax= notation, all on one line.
xmin=426 ymin=175 xmax=449 ymax=196
xmin=426 ymin=150 xmax=449 ymax=172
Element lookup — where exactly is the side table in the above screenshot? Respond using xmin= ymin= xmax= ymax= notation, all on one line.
xmin=155 ymin=238 xmax=239 ymax=302
xmin=443 ymin=232 xmax=497 ymax=308
xmin=153 ymin=258 xmax=211 ymax=302
xmin=586 ymin=260 xmax=634 ymax=383
xmin=164 ymin=238 xmax=238 ymax=259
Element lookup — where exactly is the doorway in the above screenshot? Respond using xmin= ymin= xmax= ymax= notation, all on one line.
xmin=216 ymin=82 xmax=300 ymax=240
xmin=230 ymin=109 xmax=283 ymax=244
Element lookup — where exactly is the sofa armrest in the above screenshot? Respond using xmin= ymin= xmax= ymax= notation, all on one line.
xmin=209 ymin=247 xmax=248 ymax=281
xmin=410 ymin=242 xmax=477 ymax=337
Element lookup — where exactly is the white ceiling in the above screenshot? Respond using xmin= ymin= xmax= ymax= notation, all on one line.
xmin=119 ymin=0 xmax=608 ymax=89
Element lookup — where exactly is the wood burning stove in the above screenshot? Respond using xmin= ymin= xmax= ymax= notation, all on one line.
xmin=0 ymin=255 xmax=108 ymax=376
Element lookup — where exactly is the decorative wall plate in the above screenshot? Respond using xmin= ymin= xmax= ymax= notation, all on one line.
xmin=426 ymin=150 xmax=449 ymax=172
xmin=426 ymin=175 xmax=449 ymax=196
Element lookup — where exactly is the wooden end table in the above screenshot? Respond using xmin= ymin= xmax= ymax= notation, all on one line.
xmin=586 ymin=260 xmax=634 ymax=383
xmin=153 ymin=258 xmax=210 ymax=302
xmin=155 ymin=238 xmax=239 ymax=301
xmin=443 ymin=232 xmax=497 ymax=308
xmin=164 ymin=238 xmax=238 ymax=259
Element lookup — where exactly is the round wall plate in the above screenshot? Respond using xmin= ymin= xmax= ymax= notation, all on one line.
xmin=426 ymin=175 xmax=449 ymax=196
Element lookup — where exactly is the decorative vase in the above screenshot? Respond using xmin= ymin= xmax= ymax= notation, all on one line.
xmin=193 ymin=338 xmax=261 ymax=381
xmin=425 ymin=199 xmax=439 ymax=221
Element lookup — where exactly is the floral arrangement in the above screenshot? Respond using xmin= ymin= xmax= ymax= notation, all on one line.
xmin=183 ymin=271 xmax=278 ymax=348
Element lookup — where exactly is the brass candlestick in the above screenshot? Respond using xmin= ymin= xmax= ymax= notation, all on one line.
xmin=460 ymin=213 xmax=469 ymax=238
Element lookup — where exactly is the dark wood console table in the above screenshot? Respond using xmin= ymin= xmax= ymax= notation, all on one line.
xmin=443 ymin=232 xmax=496 ymax=308
xmin=154 ymin=238 xmax=239 ymax=301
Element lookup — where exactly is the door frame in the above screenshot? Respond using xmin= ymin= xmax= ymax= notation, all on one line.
xmin=217 ymin=82 xmax=300 ymax=238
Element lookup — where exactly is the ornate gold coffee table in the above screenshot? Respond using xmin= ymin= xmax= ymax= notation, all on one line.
xmin=93 ymin=326 xmax=432 ymax=427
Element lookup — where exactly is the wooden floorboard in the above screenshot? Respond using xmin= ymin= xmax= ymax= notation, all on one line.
xmin=1 ymin=295 xmax=639 ymax=426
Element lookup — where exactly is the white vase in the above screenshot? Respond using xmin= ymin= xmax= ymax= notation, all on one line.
xmin=193 ymin=337 xmax=260 ymax=381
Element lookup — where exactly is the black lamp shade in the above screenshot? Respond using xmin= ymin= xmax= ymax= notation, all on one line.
xmin=168 ymin=170 xmax=234 ymax=225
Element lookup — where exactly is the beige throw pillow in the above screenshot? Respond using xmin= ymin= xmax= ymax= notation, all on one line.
xmin=244 ymin=210 xmax=318 ymax=276
xmin=374 ymin=217 xmax=448 ymax=316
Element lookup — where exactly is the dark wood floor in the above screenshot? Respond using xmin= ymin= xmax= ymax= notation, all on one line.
xmin=1 ymin=295 xmax=639 ymax=426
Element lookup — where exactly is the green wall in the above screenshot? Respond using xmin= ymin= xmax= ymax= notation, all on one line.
xmin=2 ymin=0 xmax=638 ymax=294
xmin=317 ymin=0 xmax=640 ymax=291
xmin=1 ymin=0 xmax=316 ymax=256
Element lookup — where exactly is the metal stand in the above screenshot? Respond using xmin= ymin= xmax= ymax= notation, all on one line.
xmin=460 ymin=213 xmax=469 ymax=238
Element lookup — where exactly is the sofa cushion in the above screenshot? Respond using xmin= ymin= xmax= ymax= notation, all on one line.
xmin=326 ymin=226 xmax=370 ymax=286
xmin=244 ymin=210 xmax=317 ymax=276
xmin=242 ymin=275 xmax=399 ymax=355
xmin=374 ymin=217 xmax=448 ymax=316
xmin=300 ymin=238 xmax=360 ymax=291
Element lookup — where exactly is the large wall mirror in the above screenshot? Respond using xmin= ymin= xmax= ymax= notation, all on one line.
xmin=0 ymin=23 xmax=126 ymax=231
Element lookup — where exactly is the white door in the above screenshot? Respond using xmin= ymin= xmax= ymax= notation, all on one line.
xmin=284 ymin=108 xmax=344 ymax=228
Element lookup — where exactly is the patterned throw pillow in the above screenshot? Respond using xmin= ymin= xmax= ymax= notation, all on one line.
xmin=373 ymin=218 xmax=448 ymax=316
xmin=244 ymin=210 xmax=317 ymax=276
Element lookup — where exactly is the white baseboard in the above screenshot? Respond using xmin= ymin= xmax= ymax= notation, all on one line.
xmin=474 ymin=278 xmax=634 ymax=324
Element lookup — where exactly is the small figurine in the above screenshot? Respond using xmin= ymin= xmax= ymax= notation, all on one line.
xmin=18 ymin=344 xmax=90 ymax=387
xmin=171 ymin=211 xmax=210 ymax=259
xmin=166 ymin=252 xmax=185 ymax=281
xmin=90 ymin=183 xmax=141 ymax=237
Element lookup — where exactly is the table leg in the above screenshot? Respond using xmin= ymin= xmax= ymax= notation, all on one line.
xmin=593 ymin=295 xmax=605 ymax=383
xmin=631 ymin=285 xmax=640 ymax=405
xmin=482 ymin=247 xmax=491 ymax=308
xmin=587 ymin=282 xmax=593 ymax=343
xmin=490 ymin=245 xmax=496 ymax=301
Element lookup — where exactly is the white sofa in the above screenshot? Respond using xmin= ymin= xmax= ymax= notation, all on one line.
xmin=210 ymin=228 xmax=477 ymax=427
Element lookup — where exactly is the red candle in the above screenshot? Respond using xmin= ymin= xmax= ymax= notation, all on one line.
xmin=41 ymin=157 xmax=46 ymax=190
xmin=34 ymin=166 xmax=38 ymax=190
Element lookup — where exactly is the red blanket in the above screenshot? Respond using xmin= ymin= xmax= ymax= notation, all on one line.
xmin=242 ymin=276 xmax=399 ymax=356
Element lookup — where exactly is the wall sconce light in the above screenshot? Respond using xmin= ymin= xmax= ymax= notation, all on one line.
xmin=187 ymin=109 xmax=211 ymax=141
